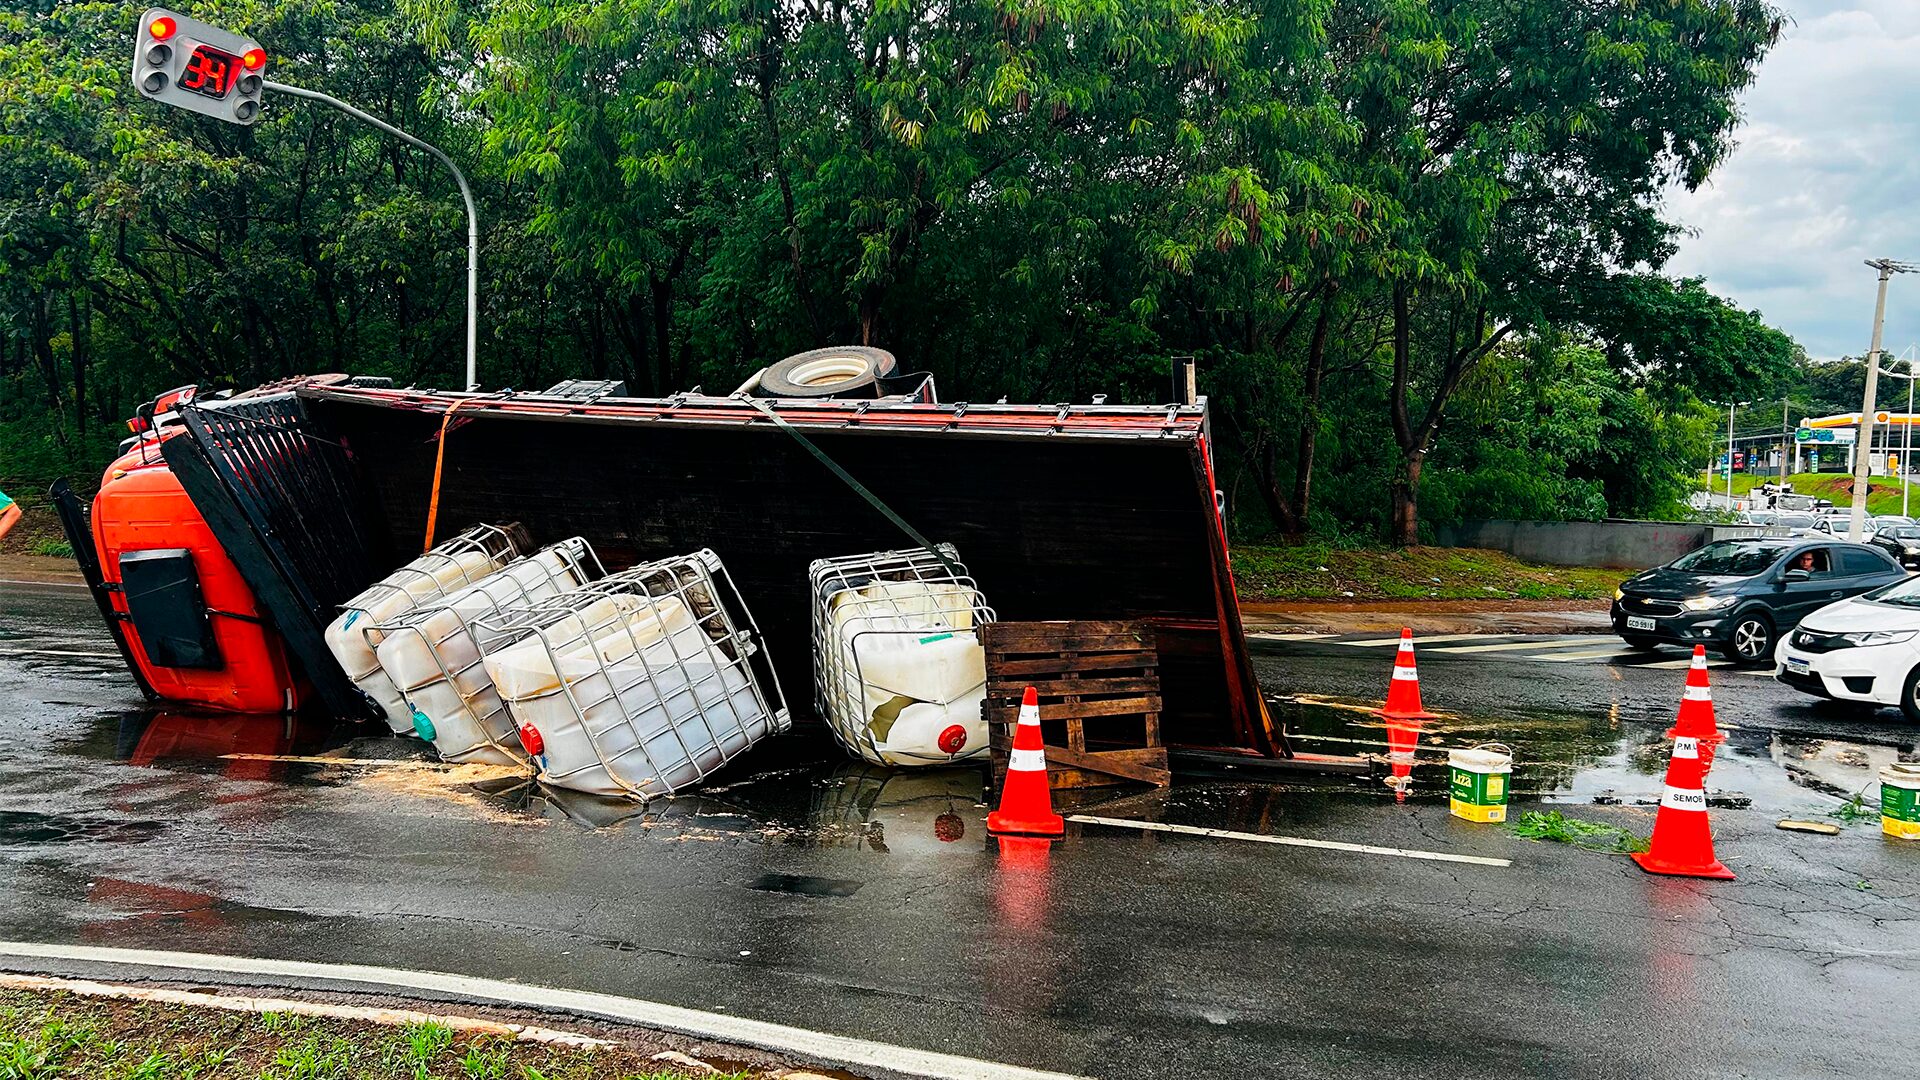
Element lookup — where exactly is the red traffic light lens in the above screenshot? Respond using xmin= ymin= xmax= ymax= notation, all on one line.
xmin=148 ymin=16 xmax=176 ymax=40
xmin=241 ymin=48 xmax=265 ymax=70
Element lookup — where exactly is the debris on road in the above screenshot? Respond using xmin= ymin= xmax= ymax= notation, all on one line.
xmin=1509 ymin=810 xmax=1649 ymax=855
xmin=1776 ymin=819 xmax=1842 ymax=836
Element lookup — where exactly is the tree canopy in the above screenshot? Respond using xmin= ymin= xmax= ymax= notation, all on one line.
xmin=0 ymin=0 xmax=1797 ymax=542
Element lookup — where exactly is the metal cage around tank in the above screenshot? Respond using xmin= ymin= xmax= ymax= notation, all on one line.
xmin=369 ymin=537 xmax=604 ymax=765
xmin=475 ymin=550 xmax=790 ymax=800
xmin=809 ymin=544 xmax=996 ymax=766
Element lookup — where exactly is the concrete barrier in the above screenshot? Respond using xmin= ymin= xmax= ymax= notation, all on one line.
xmin=1432 ymin=519 xmax=1771 ymax=570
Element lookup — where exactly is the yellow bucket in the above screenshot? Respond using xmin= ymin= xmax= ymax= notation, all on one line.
xmin=1449 ymin=744 xmax=1513 ymax=823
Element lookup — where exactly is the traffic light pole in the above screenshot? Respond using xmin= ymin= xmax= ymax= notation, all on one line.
xmin=264 ymin=80 xmax=478 ymax=392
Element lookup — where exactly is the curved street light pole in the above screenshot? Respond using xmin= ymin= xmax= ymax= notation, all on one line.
xmin=264 ymin=80 xmax=479 ymax=392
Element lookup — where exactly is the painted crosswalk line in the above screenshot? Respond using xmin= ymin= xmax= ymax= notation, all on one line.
xmin=1431 ymin=636 xmax=1604 ymax=654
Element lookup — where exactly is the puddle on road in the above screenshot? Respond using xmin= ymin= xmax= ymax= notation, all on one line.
xmin=1277 ymin=694 xmax=1920 ymax=817
xmin=0 ymin=810 xmax=163 ymax=847
xmin=30 ymin=687 xmax=1920 ymax=845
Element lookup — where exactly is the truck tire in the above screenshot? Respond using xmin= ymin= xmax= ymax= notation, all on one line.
xmin=757 ymin=347 xmax=898 ymax=399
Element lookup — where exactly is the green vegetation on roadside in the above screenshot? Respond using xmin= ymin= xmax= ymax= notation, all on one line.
xmin=1708 ymin=472 xmax=1920 ymax=516
xmin=0 ymin=506 xmax=73 ymax=561
xmin=26 ymin=537 xmax=72 ymax=559
xmin=0 ymin=991 xmax=758 ymax=1080
xmin=0 ymin=0 xmax=1793 ymax=548
xmin=1232 ymin=543 xmax=1629 ymax=603
xmin=1509 ymin=810 xmax=1650 ymax=854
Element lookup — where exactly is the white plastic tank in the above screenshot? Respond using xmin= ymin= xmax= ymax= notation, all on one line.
xmin=809 ymin=545 xmax=994 ymax=767
xmin=374 ymin=538 xmax=600 ymax=764
xmin=323 ymin=524 xmax=526 ymax=733
xmin=478 ymin=550 xmax=790 ymax=800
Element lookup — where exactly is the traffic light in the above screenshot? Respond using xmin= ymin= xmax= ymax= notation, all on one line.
xmin=131 ymin=8 xmax=267 ymax=125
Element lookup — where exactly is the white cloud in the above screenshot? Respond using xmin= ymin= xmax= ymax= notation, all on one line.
xmin=1664 ymin=2 xmax=1920 ymax=360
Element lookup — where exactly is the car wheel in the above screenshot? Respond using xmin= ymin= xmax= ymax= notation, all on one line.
xmin=1901 ymin=667 xmax=1920 ymax=724
xmin=1722 ymin=612 xmax=1774 ymax=666
xmin=1623 ymin=636 xmax=1662 ymax=652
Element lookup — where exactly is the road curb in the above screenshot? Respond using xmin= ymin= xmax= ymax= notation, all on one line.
xmin=0 ymin=941 xmax=1089 ymax=1080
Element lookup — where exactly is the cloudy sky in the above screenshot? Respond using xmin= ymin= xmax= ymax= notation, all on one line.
xmin=1664 ymin=0 xmax=1920 ymax=363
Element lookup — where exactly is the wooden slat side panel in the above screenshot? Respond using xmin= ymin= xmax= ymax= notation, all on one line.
xmin=985 ymin=696 xmax=1162 ymax=723
xmin=984 ymin=619 xmax=1169 ymax=792
xmin=987 ymin=653 xmax=1154 ymax=677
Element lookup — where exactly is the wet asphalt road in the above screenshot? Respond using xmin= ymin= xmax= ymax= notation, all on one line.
xmin=1 ymin=580 xmax=1917 ymax=1078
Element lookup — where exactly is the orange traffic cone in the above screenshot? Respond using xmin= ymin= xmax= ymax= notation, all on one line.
xmin=1666 ymin=645 xmax=1722 ymax=743
xmin=1632 ymin=734 xmax=1734 ymax=879
xmin=1384 ymin=716 xmax=1424 ymax=802
xmin=988 ymin=687 xmax=1065 ymax=837
xmin=1378 ymin=628 xmax=1435 ymax=720
xmin=1634 ymin=659 xmax=1733 ymax=879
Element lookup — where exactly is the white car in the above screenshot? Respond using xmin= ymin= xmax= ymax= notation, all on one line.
xmin=1776 ymin=576 xmax=1920 ymax=720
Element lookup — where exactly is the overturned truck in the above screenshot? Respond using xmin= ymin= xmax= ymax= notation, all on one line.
xmin=61 ymin=361 xmax=1301 ymax=780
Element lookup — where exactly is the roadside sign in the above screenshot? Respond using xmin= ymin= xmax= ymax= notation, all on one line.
xmin=131 ymin=9 xmax=267 ymax=125
xmin=1796 ymin=427 xmax=1856 ymax=444
xmin=1878 ymin=411 xmax=1892 ymax=425
xmin=1811 ymin=450 xmax=1820 ymax=467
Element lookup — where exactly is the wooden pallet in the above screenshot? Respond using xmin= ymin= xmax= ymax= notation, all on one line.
xmin=983 ymin=620 xmax=1170 ymax=791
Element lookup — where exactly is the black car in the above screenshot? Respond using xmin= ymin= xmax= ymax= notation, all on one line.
xmin=1869 ymin=524 xmax=1920 ymax=569
xmin=1611 ymin=538 xmax=1907 ymax=665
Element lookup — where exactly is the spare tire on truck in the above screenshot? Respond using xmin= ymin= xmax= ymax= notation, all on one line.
xmin=757 ymin=347 xmax=898 ymax=399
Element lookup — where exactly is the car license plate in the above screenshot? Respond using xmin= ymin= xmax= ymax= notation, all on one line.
xmin=1626 ymin=616 xmax=1656 ymax=631
xmin=1786 ymin=656 xmax=1811 ymax=676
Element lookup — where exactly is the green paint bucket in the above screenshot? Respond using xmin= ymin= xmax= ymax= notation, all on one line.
xmin=1882 ymin=764 xmax=1920 ymax=841
xmin=1449 ymin=744 xmax=1513 ymax=823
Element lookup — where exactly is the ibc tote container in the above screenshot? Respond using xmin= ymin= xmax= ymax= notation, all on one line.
xmin=478 ymin=550 xmax=789 ymax=800
xmin=373 ymin=538 xmax=602 ymax=764
xmin=324 ymin=523 xmax=529 ymax=733
xmin=809 ymin=545 xmax=994 ymax=767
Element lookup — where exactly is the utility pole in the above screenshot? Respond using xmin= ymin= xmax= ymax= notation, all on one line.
xmin=1780 ymin=396 xmax=1791 ymax=489
xmin=1726 ymin=401 xmax=1739 ymax=506
xmin=1852 ymin=259 xmax=1916 ymax=541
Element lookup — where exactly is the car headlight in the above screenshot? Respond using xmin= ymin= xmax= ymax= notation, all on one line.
xmin=1838 ymin=630 xmax=1918 ymax=646
xmin=1904 ymin=546 xmax=1919 ymax=554
xmin=1681 ymin=594 xmax=1736 ymax=611
xmin=1613 ymin=587 xmax=1625 ymax=602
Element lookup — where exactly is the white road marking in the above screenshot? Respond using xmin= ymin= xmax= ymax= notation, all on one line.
xmin=0 ymin=942 xmax=1089 ymax=1080
xmin=1068 ymin=815 xmax=1512 ymax=867
xmin=1432 ymin=637 xmax=1605 ymax=654
xmin=1527 ymin=647 xmax=1632 ymax=662
xmin=0 ymin=649 xmax=121 ymax=659
xmin=1342 ymin=633 xmax=1490 ymax=647
xmin=0 ymin=579 xmax=87 ymax=589
xmin=1247 ymin=632 xmax=1335 ymax=641
xmin=1646 ymin=657 xmax=1733 ymax=669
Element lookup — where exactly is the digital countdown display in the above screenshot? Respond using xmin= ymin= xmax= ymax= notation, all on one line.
xmin=179 ymin=43 xmax=240 ymax=98
xmin=133 ymin=8 xmax=269 ymax=125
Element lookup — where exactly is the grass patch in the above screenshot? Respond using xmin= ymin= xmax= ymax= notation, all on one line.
xmin=0 ymin=990 xmax=765 ymax=1080
xmin=1509 ymin=810 xmax=1649 ymax=855
xmin=25 ymin=537 xmax=73 ymax=559
xmin=1711 ymin=471 xmax=1920 ymax=515
xmin=1232 ymin=542 xmax=1629 ymax=602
